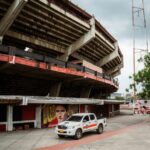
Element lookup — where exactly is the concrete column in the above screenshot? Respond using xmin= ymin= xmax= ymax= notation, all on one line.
xmin=80 ymin=86 xmax=92 ymax=98
xmin=106 ymin=63 xmax=123 ymax=75
xmin=6 ymin=105 xmax=13 ymax=131
xmin=112 ymin=104 xmax=114 ymax=112
xmin=59 ymin=17 xmax=95 ymax=61
xmin=96 ymin=42 xmax=121 ymax=67
xmin=108 ymin=104 xmax=112 ymax=118
xmin=35 ymin=105 xmax=42 ymax=128
xmin=0 ymin=36 xmax=3 ymax=45
xmin=0 ymin=0 xmax=28 ymax=36
xmin=112 ymin=70 xmax=121 ymax=78
xmin=96 ymin=49 xmax=119 ymax=67
xmin=49 ymin=82 xmax=62 ymax=97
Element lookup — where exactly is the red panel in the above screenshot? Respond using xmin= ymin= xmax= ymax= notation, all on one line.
xmin=0 ymin=125 xmax=6 ymax=132
xmin=22 ymin=105 xmax=35 ymax=120
xmin=109 ymin=104 xmax=112 ymax=111
xmin=0 ymin=54 xmax=9 ymax=62
xmin=80 ymin=105 xmax=85 ymax=113
xmin=15 ymin=57 xmax=36 ymax=67
xmin=0 ymin=54 xmax=118 ymax=89
xmin=87 ymin=105 xmax=93 ymax=112
xmin=39 ymin=62 xmax=46 ymax=69
xmin=51 ymin=66 xmax=84 ymax=77
xmin=83 ymin=123 xmax=97 ymax=129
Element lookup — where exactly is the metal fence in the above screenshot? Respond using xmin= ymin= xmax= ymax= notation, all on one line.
xmin=0 ymin=45 xmax=118 ymax=86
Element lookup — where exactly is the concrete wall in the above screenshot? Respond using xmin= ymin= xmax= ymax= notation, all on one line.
xmin=0 ymin=103 xmax=121 ymax=132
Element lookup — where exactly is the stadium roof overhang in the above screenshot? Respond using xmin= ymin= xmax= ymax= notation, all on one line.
xmin=0 ymin=0 xmax=123 ymax=77
xmin=0 ymin=96 xmax=124 ymax=105
xmin=0 ymin=96 xmax=22 ymax=104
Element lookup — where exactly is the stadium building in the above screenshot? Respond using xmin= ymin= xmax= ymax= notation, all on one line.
xmin=0 ymin=0 xmax=123 ymax=132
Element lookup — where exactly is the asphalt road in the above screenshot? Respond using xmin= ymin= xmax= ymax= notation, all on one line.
xmin=0 ymin=110 xmax=150 ymax=150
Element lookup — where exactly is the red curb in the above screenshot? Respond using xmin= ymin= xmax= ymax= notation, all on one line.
xmin=37 ymin=118 xmax=150 ymax=150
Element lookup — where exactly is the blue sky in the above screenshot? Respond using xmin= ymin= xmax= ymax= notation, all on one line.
xmin=72 ymin=0 xmax=150 ymax=94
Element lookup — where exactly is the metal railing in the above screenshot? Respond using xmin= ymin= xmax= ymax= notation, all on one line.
xmin=0 ymin=45 xmax=119 ymax=86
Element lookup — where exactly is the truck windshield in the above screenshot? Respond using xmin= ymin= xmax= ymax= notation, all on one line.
xmin=67 ymin=116 xmax=82 ymax=122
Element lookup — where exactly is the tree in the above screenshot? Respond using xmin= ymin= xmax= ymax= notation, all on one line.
xmin=133 ymin=53 xmax=150 ymax=99
xmin=115 ymin=96 xmax=125 ymax=100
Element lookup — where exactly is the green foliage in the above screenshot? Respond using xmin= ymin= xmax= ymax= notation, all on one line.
xmin=137 ymin=57 xmax=143 ymax=63
xmin=125 ymin=88 xmax=129 ymax=92
xmin=129 ymin=53 xmax=150 ymax=99
xmin=115 ymin=96 xmax=125 ymax=100
xmin=129 ymin=76 xmax=132 ymax=79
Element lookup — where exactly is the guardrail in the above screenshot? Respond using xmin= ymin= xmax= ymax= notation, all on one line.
xmin=0 ymin=45 xmax=119 ymax=86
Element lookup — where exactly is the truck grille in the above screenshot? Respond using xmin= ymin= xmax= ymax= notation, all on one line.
xmin=58 ymin=125 xmax=67 ymax=129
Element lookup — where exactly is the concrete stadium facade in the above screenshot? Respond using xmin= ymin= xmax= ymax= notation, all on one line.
xmin=0 ymin=0 xmax=123 ymax=132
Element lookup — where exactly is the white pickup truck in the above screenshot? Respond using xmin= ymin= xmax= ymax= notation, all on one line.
xmin=55 ymin=113 xmax=107 ymax=139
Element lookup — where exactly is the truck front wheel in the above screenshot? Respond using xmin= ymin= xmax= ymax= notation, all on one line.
xmin=74 ymin=129 xmax=82 ymax=139
xmin=58 ymin=134 xmax=64 ymax=138
xmin=97 ymin=124 xmax=103 ymax=134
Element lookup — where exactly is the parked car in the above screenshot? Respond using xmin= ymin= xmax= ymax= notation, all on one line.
xmin=55 ymin=113 xmax=107 ymax=139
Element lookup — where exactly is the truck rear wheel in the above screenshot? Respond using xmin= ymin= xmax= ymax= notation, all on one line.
xmin=74 ymin=129 xmax=82 ymax=139
xmin=97 ymin=124 xmax=103 ymax=134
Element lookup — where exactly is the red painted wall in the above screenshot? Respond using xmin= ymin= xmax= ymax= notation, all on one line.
xmin=79 ymin=105 xmax=93 ymax=113
xmin=22 ymin=105 xmax=35 ymax=120
xmin=0 ymin=125 xmax=6 ymax=132
xmin=0 ymin=105 xmax=6 ymax=132
xmin=87 ymin=105 xmax=93 ymax=112
xmin=80 ymin=105 xmax=85 ymax=113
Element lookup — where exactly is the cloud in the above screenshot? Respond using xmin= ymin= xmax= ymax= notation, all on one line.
xmin=117 ymin=39 xmax=133 ymax=93
xmin=73 ymin=0 xmax=132 ymax=42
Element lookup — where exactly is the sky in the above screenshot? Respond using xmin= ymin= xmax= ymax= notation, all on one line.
xmin=72 ymin=0 xmax=150 ymax=94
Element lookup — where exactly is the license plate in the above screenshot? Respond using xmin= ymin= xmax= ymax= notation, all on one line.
xmin=58 ymin=129 xmax=64 ymax=133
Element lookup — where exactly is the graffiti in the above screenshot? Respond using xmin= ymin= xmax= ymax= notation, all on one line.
xmin=68 ymin=105 xmax=79 ymax=116
xmin=43 ymin=105 xmax=55 ymax=125
xmin=43 ymin=104 xmax=79 ymax=128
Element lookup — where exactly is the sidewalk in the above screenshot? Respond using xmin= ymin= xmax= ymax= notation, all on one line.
xmin=0 ymin=110 xmax=149 ymax=150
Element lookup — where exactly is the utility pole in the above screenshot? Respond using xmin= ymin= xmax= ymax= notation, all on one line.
xmin=132 ymin=0 xmax=148 ymax=99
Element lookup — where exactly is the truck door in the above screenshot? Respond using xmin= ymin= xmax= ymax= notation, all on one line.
xmin=82 ymin=115 xmax=90 ymax=132
xmin=89 ymin=114 xmax=97 ymax=130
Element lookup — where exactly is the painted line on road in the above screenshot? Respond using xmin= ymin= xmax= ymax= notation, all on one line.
xmin=37 ymin=118 xmax=150 ymax=150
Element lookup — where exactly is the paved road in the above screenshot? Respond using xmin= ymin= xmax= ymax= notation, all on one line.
xmin=0 ymin=110 xmax=150 ymax=150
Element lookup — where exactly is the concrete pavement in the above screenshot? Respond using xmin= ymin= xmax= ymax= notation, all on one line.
xmin=65 ymin=113 xmax=150 ymax=150
xmin=0 ymin=110 xmax=150 ymax=150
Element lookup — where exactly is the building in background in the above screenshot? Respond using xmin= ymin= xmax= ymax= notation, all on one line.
xmin=109 ymin=93 xmax=125 ymax=100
